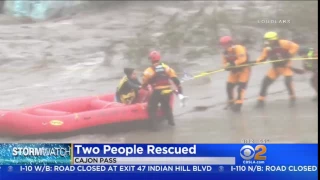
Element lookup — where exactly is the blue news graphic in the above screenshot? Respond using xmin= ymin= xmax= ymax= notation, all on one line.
xmin=0 ymin=164 xmax=318 ymax=180
xmin=72 ymin=144 xmax=318 ymax=165
xmin=240 ymin=145 xmax=267 ymax=164
xmin=0 ymin=144 xmax=317 ymax=180
xmin=73 ymin=144 xmax=199 ymax=157
xmin=1 ymin=165 xmax=318 ymax=173
xmin=4 ymin=165 xmax=218 ymax=173
xmin=238 ymin=144 xmax=318 ymax=165
xmin=0 ymin=143 xmax=71 ymax=165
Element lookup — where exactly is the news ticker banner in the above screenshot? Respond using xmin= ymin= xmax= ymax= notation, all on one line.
xmin=0 ymin=144 xmax=317 ymax=174
xmin=0 ymin=165 xmax=318 ymax=173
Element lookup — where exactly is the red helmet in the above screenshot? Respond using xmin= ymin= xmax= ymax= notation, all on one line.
xmin=149 ymin=51 xmax=161 ymax=63
xmin=219 ymin=36 xmax=233 ymax=45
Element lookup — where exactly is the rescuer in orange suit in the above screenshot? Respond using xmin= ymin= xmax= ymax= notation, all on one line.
xmin=256 ymin=32 xmax=299 ymax=108
xmin=220 ymin=36 xmax=251 ymax=112
xmin=142 ymin=51 xmax=185 ymax=131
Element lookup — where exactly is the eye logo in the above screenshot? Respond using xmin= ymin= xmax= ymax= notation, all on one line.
xmin=240 ymin=145 xmax=267 ymax=161
xmin=8 ymin=166 xmax=13 ymax=172
xmin=240 ymin=145 xmax=255 ymax=160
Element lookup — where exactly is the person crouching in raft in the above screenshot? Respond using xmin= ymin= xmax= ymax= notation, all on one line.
xmin=141 ymin=51 xmax=185 ymax=131
xmin=115 ymin=68 xmax=142 ymax=105
xmin=220 ymin=36 xmax=251 ymax=112
xmin=299 ymin=47 xmax=318 ymax=101
xmin=255 ymin=32 xmax=299 ymax=108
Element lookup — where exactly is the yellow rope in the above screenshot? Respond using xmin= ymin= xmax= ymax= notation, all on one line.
xmin=183 ymin=57 xmax=317 ymax=81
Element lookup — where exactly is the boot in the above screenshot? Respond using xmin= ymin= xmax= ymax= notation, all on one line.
xmin=289 ymin=98 xmax=296 ymax=108
xmin=165 ymin=111 xmax=175 ymax=126
xmin=312 ymin=96 xmax=318 ymax=102
xmin=168 ymin=120 xmax=175 ymax=126
xmin=224 ymin=100 xmax=234 ymax=110
xmin=255 ymin=100 xmax=265 ymax=109
xmin=168 ymin=118 xmax=175 ymax=126
xmin=232 ymin=103 xmax=242 ymax=112
xmin=149 ymin=120 xmax=159 ymax=131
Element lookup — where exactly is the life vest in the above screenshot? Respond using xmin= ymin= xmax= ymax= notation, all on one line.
xmin=149 ymin=63 xmax=171 ymax=89
xmin=307 ymin=48 xmax=318 ymax=58
xmin=304 ymin=48 xmax=318 ymax=72
xmin=266 ymin=41 xmax=291 ymax=67
xmin=223 ymin=49 xmax=237 ymax=62
xmin=119 ymin=91 xmax=136 ymax=104
xmin=223 ymin=46 xmax=249 ymax=72
xmin=116 ymin=76 xmax=137 ymax=104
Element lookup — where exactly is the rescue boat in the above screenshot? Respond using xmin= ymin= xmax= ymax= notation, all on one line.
xmin=0 ymin=89 xmax=174 ymax=136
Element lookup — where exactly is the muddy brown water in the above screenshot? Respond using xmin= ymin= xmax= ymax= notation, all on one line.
xmin=0 ymin=2 xmax=317 ymax=143
xmin=1 ymin=63 xmax=317 ymax=143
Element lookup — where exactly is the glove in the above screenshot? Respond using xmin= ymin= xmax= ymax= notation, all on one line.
xmin=225 ymin=62 xmax=235 ymax=71
xmin=141 ymin=86 xmax=148 ymax=91
xmin=304 ymin=61 xmax=313 ymax=70
xmin=178 ymin=94 xmax=184 ymax=100
xmin=143 ymin=85 xmax=152 ymax=91
xmin=177 ymin=85 xmax=183 ymax=94
xmin=178 ymin=94 xmax=188 ymax=107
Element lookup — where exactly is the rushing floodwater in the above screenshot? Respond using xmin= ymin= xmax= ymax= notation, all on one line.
xmin=0 ymin=1 xmax=317 ymax=143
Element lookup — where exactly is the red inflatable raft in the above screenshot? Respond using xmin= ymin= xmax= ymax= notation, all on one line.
xmin=0 ymin=90 xmax=174 ymax=136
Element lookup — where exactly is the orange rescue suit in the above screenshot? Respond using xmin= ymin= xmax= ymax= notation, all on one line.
xmin=142 ymin=63 xmax=179 ymax=90
xmin=256 ymin=40 xmax=299 ymax=79
xmin=222 ymin=45 xmax=251 ymax=83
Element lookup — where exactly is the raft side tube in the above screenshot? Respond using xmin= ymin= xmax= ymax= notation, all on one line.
xmin=28 ymin=108 xmax=72 ymax=116
xmin=89 ymin=99 xmax=125 ymax=110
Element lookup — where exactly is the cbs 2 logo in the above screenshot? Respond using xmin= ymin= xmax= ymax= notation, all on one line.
xmin=240 ymin=145 xmax=267 ymax=160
